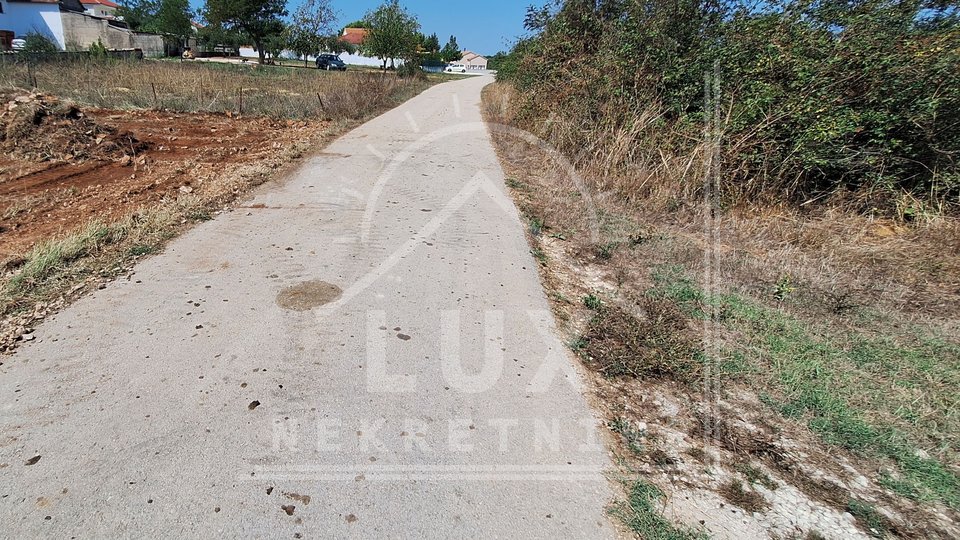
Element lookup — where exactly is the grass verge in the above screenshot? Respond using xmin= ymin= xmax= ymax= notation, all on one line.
xmin=611 ymin=480 xmax=708 ymax=540
xmin=483 ymin=80 xmax=960 ymax=536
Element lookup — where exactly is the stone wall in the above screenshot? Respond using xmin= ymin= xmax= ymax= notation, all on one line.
xmin=60 ymin=12 xmax=163 ymax=56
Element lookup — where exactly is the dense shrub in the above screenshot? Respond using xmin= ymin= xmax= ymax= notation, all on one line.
xmin=21 ymin=32 xmax=60 ymax=54
xmin=499 ymin=0 xmax=960 ymax=214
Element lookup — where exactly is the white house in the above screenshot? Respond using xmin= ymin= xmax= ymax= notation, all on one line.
xmin=0 ymin=0 xmax=162 ymax=53
xmin=459 ymin=50 xmax=487 ymax=70
xmin=0 ymin=0 xmax=68 ymax=49
xmin=80 ymin=0 xmax=116 ymax=18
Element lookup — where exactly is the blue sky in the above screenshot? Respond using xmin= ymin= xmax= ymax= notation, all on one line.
xmin=333 ymin=0 xmax=528 ymax=55
xmin=190 ymin=0 xmax=529 ymax=56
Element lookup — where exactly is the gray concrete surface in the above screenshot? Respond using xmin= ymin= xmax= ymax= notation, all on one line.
xmin=0 ymin=76 xmax=616 ymax=538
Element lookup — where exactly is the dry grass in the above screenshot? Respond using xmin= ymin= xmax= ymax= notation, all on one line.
xmin=0 ymin=57 xmax=426 ymax=120
xmin=719 ymin=480 xmax=769 ymax=513
xmin=580 ymin=299 xmax=701 ymax=381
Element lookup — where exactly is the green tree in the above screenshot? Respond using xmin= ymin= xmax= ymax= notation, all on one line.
xmin=362 ymin=0 xmax=420 ymax=70
xmin=318 ymin=34 xmax=356 ymax=55
xmin=204 ymin=0 xmax=287 ymax=64
xmin=342 ymin=20 xmax=370 ymax=30
xmin=439 ymin=34 xmax=460 ymax=62
xmin=287 ymin=0 xmax=337 ymax=66
xmin=523 ymin=3 xmax=551 ymax=32
xmin=117 ymin=0 xmax=158 ymax=32
xmin=195 ymin=23 xmax=244 ymax=55
xmin=423 ymin=32 xmax=439 ymax=53
xmin=262 ymin=27 xmax=288 ymax=63
xmin=154 ymin=0 xmax=192 ymax=48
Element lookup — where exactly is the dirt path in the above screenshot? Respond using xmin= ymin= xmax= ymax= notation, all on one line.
xmin=0 ymin=77 xmax=616 ymax=537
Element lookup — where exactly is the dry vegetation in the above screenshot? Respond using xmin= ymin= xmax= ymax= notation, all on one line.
xmin=0 ymin=57 xmax=418 ymax=119
xmin=0 ymin=58 xmax=431 ymax=354
xmin=484 ymin=82 xmax=960 ymax=539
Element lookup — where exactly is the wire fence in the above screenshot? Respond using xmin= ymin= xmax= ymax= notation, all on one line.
xmin=0 ymin=54 xmax=422 ymax=120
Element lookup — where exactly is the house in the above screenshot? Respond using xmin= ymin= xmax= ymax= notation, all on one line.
xmin=340 ymin=27 xmax=368 ymax=47
xmin=80 ymin=0 xmax=116 ymax=19
xmin=0 ymin=0 xmax=72 ymax=49
xmin=0 ymin=0 xmax=161 ymax=53
xmin=459 ymin=50 xmax=487 ymax=70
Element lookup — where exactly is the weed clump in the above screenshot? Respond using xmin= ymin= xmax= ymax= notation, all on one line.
xmin=581 ymin=298 xmax=701 ymax=380
xmin=612 ymin=480 xmax=708 ymax=540
xmin=719 ymin=480 xmax=769 ymax=513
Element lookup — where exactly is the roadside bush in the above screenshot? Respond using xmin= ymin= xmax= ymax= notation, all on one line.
xmin=500 ymin=0 xmax=960 ymax=215
xmin=20 ymin=32 xmax=60 ymax=54
xmin=88 ymin=39 xmax=108 ymax=57
xmin=397 ymin=58 xmax=427 ymax=80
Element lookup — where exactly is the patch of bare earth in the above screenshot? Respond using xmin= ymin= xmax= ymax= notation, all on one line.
xmin=0 ymin=91 xmax=354 ymax=354
xmin=483 ymin=84 xmax=959 ymax=539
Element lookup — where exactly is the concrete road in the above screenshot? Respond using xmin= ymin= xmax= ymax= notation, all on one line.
xmin=0 ymin=76 xmax=616 ymax=538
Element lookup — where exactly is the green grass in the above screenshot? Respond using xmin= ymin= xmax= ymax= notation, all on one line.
xmin=649 ymin=265 xmax=960 ymax=509
xmin=529 ymin=216 xmax=545 ymax=236
xmin=735 ymin=462 xmax=778 ymax=491
xmin=127 ymin=244 xmax=155 ymax=257
xmin=595 ymin=240 xmax=620 ymax=260
xmin=583 ymin=293 xmax=603 ymax=310
xmin=531 ymin=247 xmax=548 ymax=265
xmin=846 ymin=499 xmax=888 ymax=538
xmin=568 ymin=336 xmax=588 ymax=352
xmin=609 ymin=417 xmax=645 ymax=456
xmin=611 ymin=480 xmax=708 ymax=540
xmin=6 ymin=221 xmax=123 ymax=294
xmin=1 ymin=200 xmax=198 ymax=317
xmin=505 ymin=177 xmax=526 ymax=190
xmin=650 ymin=264 xmax=706 ymax=316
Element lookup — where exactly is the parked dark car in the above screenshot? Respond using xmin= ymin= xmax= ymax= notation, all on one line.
xmin=316 ymin=54 xmax=347 ymax=71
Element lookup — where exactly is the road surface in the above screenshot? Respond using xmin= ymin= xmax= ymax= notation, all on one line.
xmin=0 ymin=76 xmax=616 ymax=538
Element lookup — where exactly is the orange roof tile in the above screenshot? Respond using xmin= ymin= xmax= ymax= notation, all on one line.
xmin=341 ymin=28 xmax=369 ymax=46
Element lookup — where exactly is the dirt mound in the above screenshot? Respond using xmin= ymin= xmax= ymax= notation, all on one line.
xmin=0 ymin=91 xmax=148 ymax=163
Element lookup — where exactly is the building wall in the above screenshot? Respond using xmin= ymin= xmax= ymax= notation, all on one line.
xmin=60 ymin=11 xmax=162 ymax=55
xmin=463 ymin=56 xmax=487 ymax=70
xmin=81 ymin=5 xmax=116 ymax=18
xmin=0 ymin=1 xmax=67 ymax=48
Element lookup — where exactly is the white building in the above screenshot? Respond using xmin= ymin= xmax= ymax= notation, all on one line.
xmin=0 ymin=0 xmax=68 ymax=49
xmin=0 ymin=0 xmax=162 ymax=53
xmin=459 ymin=50 xmax=487 ymax=70
xmin=80 ymin=0 xmax=116 ymax=18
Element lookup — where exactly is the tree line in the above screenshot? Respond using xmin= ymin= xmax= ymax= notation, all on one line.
xmin=117 ymin=0 xmax=463 ymax=68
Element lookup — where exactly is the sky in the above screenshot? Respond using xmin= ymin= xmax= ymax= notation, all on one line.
xmin=333 ymin=0 xmax=529 ymax=55
xmin=189 ymin=0 xmax=530 ymax=56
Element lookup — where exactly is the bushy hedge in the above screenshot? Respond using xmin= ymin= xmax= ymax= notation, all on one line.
xmin=500 ymin=0 xmax=960 ymax=214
